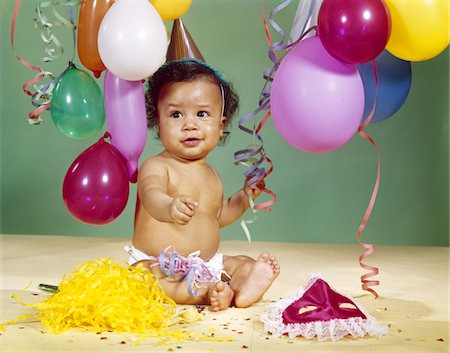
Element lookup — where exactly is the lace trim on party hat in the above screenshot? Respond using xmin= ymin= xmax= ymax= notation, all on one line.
xmin=260 ymin=274 xmax=388 ymax=341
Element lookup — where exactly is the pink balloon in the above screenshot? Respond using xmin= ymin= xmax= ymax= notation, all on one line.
xmin=104 ymin=70 xmax=148 ymax=183
xmin=63 ymin=136 xmax=130 ymax=225
xmin=270 ymin=35 xmax=364 ymax=153
xmin=318 ymin=0 xmax=391 ymax=64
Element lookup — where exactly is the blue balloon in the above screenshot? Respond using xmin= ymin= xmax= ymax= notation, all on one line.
xmin=357 ymin=50 xmax=412 ymax=123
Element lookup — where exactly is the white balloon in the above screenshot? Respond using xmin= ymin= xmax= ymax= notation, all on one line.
xmin=98 ymin=0 xmax=168 ymax=81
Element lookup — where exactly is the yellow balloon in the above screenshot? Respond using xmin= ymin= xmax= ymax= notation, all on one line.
xmin=150 ymin=0 xmax=192 ymax=21
xmin=384 ymin=0 xmax=448 ymax=61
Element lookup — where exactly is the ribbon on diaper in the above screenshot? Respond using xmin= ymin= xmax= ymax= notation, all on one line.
xmin=158 ymin=248 xmax=220 ymax=297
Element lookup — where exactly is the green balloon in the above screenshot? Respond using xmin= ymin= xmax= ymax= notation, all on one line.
xmin=50 ymin=65 xmax=105 ymax=139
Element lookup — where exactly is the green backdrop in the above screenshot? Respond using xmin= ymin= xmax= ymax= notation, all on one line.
xmin=1 ymin=0 xmax=448 ymax=246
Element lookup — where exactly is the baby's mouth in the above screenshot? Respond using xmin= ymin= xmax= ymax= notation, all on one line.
xmin=182 ymin=137 xmax=202 ymax=146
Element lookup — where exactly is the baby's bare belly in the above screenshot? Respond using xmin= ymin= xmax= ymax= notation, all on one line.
xmin=133 ymin=211 xmax=221 ymax=261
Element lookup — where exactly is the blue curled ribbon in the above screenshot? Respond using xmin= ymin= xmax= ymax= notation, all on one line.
xmin=233 ymin=0 xmax=294 ymax=239
xmin=234 ymin=0 xmax=293 ymax=182
xmin=185 ymin=268 xmax=198 ymax=296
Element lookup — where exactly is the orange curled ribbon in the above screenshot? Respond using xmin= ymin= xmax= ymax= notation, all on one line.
xmin=356 ymin=60 xmax=381 ymax=298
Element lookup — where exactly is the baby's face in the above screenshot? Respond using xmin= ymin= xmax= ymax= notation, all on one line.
xmin=157 ymin=79 xmax=226 ymax=162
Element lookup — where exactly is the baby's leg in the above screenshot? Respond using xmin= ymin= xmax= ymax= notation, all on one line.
xmin=159 ymin=276 xmax=234 ymax=311
xmin=139 ymin=260 xmax=234 ymax=310
xmin=224 ymin=253 xmax=280 ymax=308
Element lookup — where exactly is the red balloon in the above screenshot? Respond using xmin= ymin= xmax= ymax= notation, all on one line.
xmin=63 ymin=136 xmax=129 ymax=225
xmin=318 ymin=0 xmax=391 ymax=64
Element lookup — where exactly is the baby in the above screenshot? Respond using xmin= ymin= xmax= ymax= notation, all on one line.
xmin=128 ymin=59 xmax=279 ymax=311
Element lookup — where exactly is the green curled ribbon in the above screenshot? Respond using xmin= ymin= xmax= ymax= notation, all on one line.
xmin=33 ymin=0 xmax=78 ymax=63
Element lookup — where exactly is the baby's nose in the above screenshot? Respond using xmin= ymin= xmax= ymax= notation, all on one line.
xmin=182 ymin=116 xmax=198 ymax=130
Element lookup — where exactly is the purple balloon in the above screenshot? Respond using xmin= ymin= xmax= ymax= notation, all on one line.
xmin=63 ymin=137 xmax=130 ymax=225
xmin=104 ymin=70 xmax=147 ymax=183
xmin=270 ymin=35 xmax=364 ymax=153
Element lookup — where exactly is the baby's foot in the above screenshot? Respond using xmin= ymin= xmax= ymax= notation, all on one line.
xmin=209 ymin=281 xmax=234 ymax=312
xmin=234 ymin=252 xmax=280 ymax=308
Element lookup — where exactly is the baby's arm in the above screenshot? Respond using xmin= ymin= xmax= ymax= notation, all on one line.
xmin=218 ymin=180 xmax=264 ymax=228
xmin=138 ymin=158 xmax=198 ymax=224
xmin=218 ymin=189 xmax=249 ymax=228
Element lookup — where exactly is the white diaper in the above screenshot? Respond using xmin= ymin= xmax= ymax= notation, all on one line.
xmin=124 ymin=245 xmax=227 ymax=293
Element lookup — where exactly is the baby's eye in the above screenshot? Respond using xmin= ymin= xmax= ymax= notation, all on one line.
xmin=197 ymin=111 xmax=210 ymax=119
xmin=171 ymin=111 xmax=182 ymax=119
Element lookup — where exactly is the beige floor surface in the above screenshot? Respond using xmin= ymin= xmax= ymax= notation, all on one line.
xmin=0 ymin=234 xmax=449 ymax=353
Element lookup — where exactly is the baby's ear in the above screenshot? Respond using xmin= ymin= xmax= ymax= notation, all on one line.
xmin=221 ymin=116 xmax=228 ymax=128
xmin=220 ymin=116 xmax=227 ymax=136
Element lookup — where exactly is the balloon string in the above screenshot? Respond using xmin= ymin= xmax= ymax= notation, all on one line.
xmin=10 ymin=0 xmax=77 ymax=124
xmin=234 ymin=1 xmax=317 ymax=240
xmin=233 ymin=2 xmax=294 ymax=240
xmin=11 ymin=0 xmax=51 ymax=124
xmin=356 ymin=59 xmax=381 ymax=298
xmin=34 ymin=0 xmax=78 ymax=62
xmin=238 ymin=1 xmax=295 ymax=187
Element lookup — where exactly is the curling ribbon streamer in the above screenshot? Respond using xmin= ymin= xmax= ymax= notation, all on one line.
xmin=236 ymin=1 xmax=316 ymax=240
xmin=234 ymin=2 xmax=293 ymax=237
xmin=356 ymin=60 xmax=381 ymax=298
xmin=240 ymin=194 xmax=257 ymax=243
xmin=235 ymin=1 xmax=316 ymax=238
xmin=34 ymin=0 xmax=78 ymax=63
xmin=10 ymin=0 xmax=77 ymax=124
xmin=288 ymin=0 xmax=321 ymax=44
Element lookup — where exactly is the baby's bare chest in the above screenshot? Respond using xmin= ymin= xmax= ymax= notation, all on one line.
xmin=167 ymin=166 xmax=223 ymax=208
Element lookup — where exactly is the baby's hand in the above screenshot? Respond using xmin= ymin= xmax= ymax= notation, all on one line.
xmin=243 ymin=178 xmax=265 ymax=200
xmin=169 ymin=195 xmax=199 ymax=225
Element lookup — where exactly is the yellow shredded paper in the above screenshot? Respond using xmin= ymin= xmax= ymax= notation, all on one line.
xmin=3 ymin=258 xmax=230 ymax=343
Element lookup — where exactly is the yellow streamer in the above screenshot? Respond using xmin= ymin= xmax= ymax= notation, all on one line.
xmin=2 ymin=258 xmax=231 ymax=344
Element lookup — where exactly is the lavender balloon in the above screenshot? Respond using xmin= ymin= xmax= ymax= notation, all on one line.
xmin=63 ymin=136 xmax=130 ymax=225
xmin=270 ymin=35 xmax=364 ymax=153
xmin=104 ymin=70 xmax=148 ymax=183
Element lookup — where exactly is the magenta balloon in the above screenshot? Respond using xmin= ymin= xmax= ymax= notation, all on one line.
xmin=104 ymin=70 xmax=148 ymax=183
xmin=270 ymin=36 xmax=364 ymax=153
xmin=318 ymin=0 xmax=391 ymax=64
xmin=63 ymin=137 xmax=130 ymax=225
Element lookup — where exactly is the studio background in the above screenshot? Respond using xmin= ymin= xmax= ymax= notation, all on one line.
xmin=1 ymin=0 xmax=448 ymax=246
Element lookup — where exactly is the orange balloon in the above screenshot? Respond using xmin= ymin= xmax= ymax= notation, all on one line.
xmin=77 ymin=0 xmax=115 ymax=78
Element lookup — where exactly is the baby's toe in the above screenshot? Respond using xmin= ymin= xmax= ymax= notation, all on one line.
xmin=257 ymin=252 xmax=270 ymax=262
xmin=215 ymin=281 xmax=225 ymax=292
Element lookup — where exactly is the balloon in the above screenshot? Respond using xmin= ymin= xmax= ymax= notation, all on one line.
xmin=150 ymin=0 xmax=192 ymax=21
xmin=384 ymin=0 xmax=448 ymax=61
xmin=270 ymin=36 xmax=364 ymax=153
xmin=77 ymin=0 xmax=114 ymax=78
xmin=318 ymin=0 xmax=391 ymax=64
xmin=357 ymin=50 xmax=412 ymax=123
xmin=98 ymin=0 xmax=168 ymax=81
xmin=63 ymin=136 xmax=130 ymax=225
xmin=50 ymin=64 xmax=105 ymax=139
xmin=104 ymin=71 xmax=148 ymax=183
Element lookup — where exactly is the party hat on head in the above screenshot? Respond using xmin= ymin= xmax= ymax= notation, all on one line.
xmin=167 ymin=18 xmax=205 ymax=61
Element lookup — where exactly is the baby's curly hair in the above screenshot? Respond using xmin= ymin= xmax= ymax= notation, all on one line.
xmin=145 ymin=58 xmax=239 ymax=143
